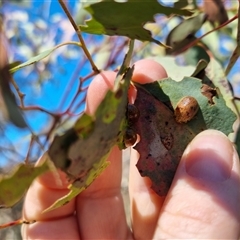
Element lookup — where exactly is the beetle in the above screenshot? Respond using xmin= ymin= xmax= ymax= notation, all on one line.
xmin=174 ymin=96 xmax=199 ymax=123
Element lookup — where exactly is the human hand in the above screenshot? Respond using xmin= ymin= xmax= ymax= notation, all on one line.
xmin=22 ymin=59 xmax=240 ymax=239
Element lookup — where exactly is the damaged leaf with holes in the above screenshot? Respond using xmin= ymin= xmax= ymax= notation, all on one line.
xmin=46 ymin=42 xmax=134 ymax=211
xmin=132 ymin=77 xmax=236 ymax=196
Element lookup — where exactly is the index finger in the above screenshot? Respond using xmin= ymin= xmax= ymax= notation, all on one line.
xmin=128 ymin=59 xmax=168 ymax=239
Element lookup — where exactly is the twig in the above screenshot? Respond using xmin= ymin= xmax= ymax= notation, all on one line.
xmin=176 ymin=14 xmax=238 ymax=54
xmin=225 ymin=1 xmax=240 ymax=75
xmin=43 ymin=115 xmax=61 ymax=147
xmin=20 ymin=105 xmax=57 ymax=117
xmin=25 ymin=135 xmax=35 ymax=164
xmin=0 ymin=219 xmax=36 ymax=229
xmin=9 ymin=76 xmax=25 ymax=107
xmin=65 ymin=71 xmax=97 ymax=114
xmin=58 ymin=57 xmax=87 ymax=111
xmin=58 ymin=0 xmax=99 ymax=73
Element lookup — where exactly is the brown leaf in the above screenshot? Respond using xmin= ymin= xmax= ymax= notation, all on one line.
xmin=203 ymin=0 xmax=228 ymax=25
xmin=132 ymin=86 xmax=195 ymax=196
xmin=201 ymin=84 xmax=217 ymax=105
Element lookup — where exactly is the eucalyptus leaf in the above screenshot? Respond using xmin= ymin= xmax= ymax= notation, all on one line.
xmin=132 ymin=77 xmax=236 ymax=196
xmin=132 ymin=86 xmax=194 ymax=195
xmin=47 ymin=42 xmax=134 ymax=211
xmin=10 ymin=42 xmax=81 ymax=73
xmin=0 ymin=160 xmax=49 ymax=208
xmin=143 ymin=77 xmax=236 ymax=135
xmin=166 ymin=13 xmax=207 ymax=54
xmin=10 ymin=48 xmax=56 ymax=73
xmin=203 ymin=0 xmax=228 ymax=25
xmin=80 ymin=0 xmax=192 ymax=47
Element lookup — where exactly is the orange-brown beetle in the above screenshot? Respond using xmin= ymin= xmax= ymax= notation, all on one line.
xmin=174 ymin=96 xmax=199 ymax=123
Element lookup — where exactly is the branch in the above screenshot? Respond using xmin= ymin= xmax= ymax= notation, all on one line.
xmin=58 ymin=0 xmax=99 ymax=73
xmin=177 ymin=13 xmax=238 ymax=54
xmin=10 ymin=76 xmax=25 ymax=107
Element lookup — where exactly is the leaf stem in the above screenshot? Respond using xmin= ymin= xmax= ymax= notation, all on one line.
xmin=225 ymin=1 xmax=240 ymax=75
xmin=20 ymin=105 xmax=57 ymax=117
xmin=0 ymin=219 xmax=36 ymax=229
xmin=58 ymin=0 xmax=99 ymax=73
xmin=9 ymin=75 xmax=25 ymax=107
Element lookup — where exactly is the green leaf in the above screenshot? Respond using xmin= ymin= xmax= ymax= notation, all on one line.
xmin=0 ymin=160 xmax=49 ymax=208
xmin=183 ymin=46 xmax=210 ymax=66
xmin=151 ymin=56 xmax=196 ymax=81
xmin=8 ymin=61 xmax=22 ymax=69
xmin=191 ymin=59 xmax=209 ymax=78
xmin=10 ymin=49 xmax=56 ymax=73
xmin=80 ymin=0 xmax=192 ymax=47
xmin=166 ymin=13 xmax=207 ymax=54
xmin=225 ymin=46 xmax=240 ymax=76
xmin=205 ymin=57 xmax=237 ymax=133
xmin=10 ymin=42 xmax=81 ymax=73
xmin=142 ymin=77 xmax=236 ymax=136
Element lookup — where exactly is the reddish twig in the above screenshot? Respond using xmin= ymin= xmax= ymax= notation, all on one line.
xmin=0 ymin=219 xmax=36 ymax=229
xmin=20 ymin=105 xmax=58 ymax=117
xmin=58 ymin=0 xmax=99 ymax=73
xmin=177 ymin=13 xmax=238 ymax=54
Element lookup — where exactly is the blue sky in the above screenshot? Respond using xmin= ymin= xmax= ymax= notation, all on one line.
xmin=0 ymin=0 xmax=90 ymax=165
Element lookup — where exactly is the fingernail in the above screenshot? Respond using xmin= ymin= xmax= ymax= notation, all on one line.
xmin=184 ymin=130 xmax=234 ymax=182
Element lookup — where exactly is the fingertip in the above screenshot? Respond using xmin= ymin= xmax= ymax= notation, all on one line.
xmin=35 ymin=154 xmax=69 ymax=189
xmin=132 ymin=59 xmax=168 ymax=84
xmin=183 ymin=130 xmax=235 ymax=182
xmin=128 ymin=59 xmax=167 ymax=103
xmin=129 ymin=148 xmax=164 ymax=239
xmin=23 ymin=179 xmax=76 ymax=221
xmin=155 ymin=130 xmax=240 ymax=238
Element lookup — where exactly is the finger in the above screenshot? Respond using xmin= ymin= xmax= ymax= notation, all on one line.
xmin=22 ymin=154 xmax=80 ymax=239
xmin=154 ymin=130 xmax=240 ymax=238
xmin=21 ymin=216 xmax=80 ymax=240
xmin=129 ymin=149 xmax=165 ymax=240
xmin=77 ymin=71 xmax=132 ymax=239
xmin=128 ymin=59 xmax=168 ymax=239
xmin=22 ymin=71 xmax=122 ymax=239
xmin=22 ymin=154 xmax=76 ymax=221
xmin=76 ymin=146 xmax=132 ymax=239
xmin=128 ymin=59 xmax=167 ymax=103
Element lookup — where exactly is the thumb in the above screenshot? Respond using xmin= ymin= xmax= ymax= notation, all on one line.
xmin=154 ymin=130 xmax=240 ymax=238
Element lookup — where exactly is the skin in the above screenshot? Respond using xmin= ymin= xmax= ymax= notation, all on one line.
xmin=22 ymin=59 xmax=240 ymax=239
